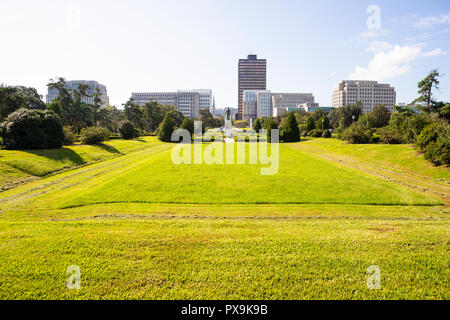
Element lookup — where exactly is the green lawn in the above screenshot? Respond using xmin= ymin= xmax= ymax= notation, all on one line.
xmin=0 ymin=139 xmax=448 ymax=300
xmin=299 ymin=138 xmax=450 ymax=181
xmin=0 ymin=137 xmax=159 ymax=190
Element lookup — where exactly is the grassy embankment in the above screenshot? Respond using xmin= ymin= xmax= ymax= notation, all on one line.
xmin=0 ymin=136 xmax=159 ymax=190
xmin=0 ymin=139 xmax=448 ymax=300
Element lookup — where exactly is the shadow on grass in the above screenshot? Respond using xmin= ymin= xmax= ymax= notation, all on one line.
xmin=25 ymin=148 xmax=86 ymax=165
xmin=96 ymin=143 xmax=122 ymax=154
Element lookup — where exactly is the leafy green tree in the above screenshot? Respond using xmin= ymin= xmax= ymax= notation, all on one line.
xmin=306 ymin=116 xmax=315 ymax=133
xmin=440 ymin=103 xmax=450 ymax=122
xmin=414 ymin=69 xmax=440 ymax=113
xmin=328 ymin=108 xmax=341 ymax=129
xmin=123 ymin=98 xmax=144 ymax=130
xmin=265 ymin=117 xmax=278 ymax=143
xmin=47 ymin=78 xmax=94 ymax=132
xmin=180 ymin=117 xmax=195 ymax=135
xmin=316 ymin=115 xmax=330 ymax=130
xmin=197 ymin=108 xmax=221 ymax=129
xmin=0 ymin=85 xmax=46 ymax=121
xmin=281 ymin=111 xmax=300 ymax=142
xmin=253 ymin=118 xmax=262 ymax=132
xmin=313 ymin=108 xmax=325 ymax=121
xmin=140 ymin=101 xmax=163 ymax=132
xmin=92 ymin=87 xmax=103 ymax=125
xmin=368 ymin=105 xmax=391 ymax=128
xmin=97 ymin=105 xmax=123 ymax=133
xmin=340 ymin=102 xmax=362 ymax=128
xmin=158 ymin=112 xmax=175 ymax=142
xmin=165 ymin=109 xmax=184 ymax=128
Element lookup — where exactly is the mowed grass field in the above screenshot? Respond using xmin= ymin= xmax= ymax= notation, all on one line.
xmin=0 ymin=137 xmax=448 ymax=299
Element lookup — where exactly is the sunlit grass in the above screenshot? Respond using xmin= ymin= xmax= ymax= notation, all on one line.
xmin=0 ymin=138 xmax=448 ymax=300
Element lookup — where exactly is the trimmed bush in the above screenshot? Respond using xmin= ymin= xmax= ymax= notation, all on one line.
xmin=63 ymin=126 xmax=76 ymax=145
xmin=180 ymin=117 xmax=195 ymax=135
xmin=341 ymin=123 xmax=372 ymax=144
xmin=281 ymin=111 xmax=300 ymax=142
xmin=265 ymin=117 xmax=278 ymax=143
xmin=308 ymin=129 xmax=323 ymax=138
xmin=119 ymin=121 xmax=138 ymax=139
xmin=80 ymin=127 xmax=111 ymax=145
xmin=158 ymin=113 xmax=175 ymax=142
xmin=0 ymin=108 xmax=64 ymax=150
xmin=379 ymin=126 xmax=403 ymax=144
xmin=253 ymin=118 xmax=262 ymax=132
xmin=306 ymin=116 xmax=315 ymax=133
xmin=322 ymin=129 xmax=332 ymax=138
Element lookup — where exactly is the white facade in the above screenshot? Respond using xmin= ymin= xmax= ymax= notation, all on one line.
xmin=242 ymin=90 xmax=272 ymax=122
xmin=272 ymin=93 xmax=315 ymax=109
xmin=185 ymin=89 xmax=214 ymax=115
xmin=46 ymin=80 xmax=109 ymax=106
xmin=131 ymin=91 xmax=200 ymax=119
xmin=332 ymin=80 xmax=396 ymax=113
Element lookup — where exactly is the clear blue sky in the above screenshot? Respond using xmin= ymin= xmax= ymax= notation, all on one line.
xmin=0 ymin=0 xmax=449 ymax=108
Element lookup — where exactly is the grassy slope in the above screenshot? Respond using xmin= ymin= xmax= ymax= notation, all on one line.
xmin=0 ymin=137 xmax=158 ymax=189
xmin=57 ymin=143 xmax=440 ymax=208
xmin=0 ymin=139 xmax=448 ymax=300
xmin=299 ymin=138 xmax=449 ymax=181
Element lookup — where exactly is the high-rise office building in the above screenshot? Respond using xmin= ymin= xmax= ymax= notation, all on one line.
xmin=332 ymin=80 xmax=396 ymax=113
xmin=238 ymin=54 xmax=267 ymax=119
xmin=242 ymin=90 xmax=272 ymax=123
xmin=131 ymin=91 xmax=200 ymax=119
xmin=46 ymin=80 xmax=109 ymax=106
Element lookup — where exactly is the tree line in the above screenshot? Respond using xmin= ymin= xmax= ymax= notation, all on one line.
xmin=251 ymin=70 xmax=449 ymax=166
xmin=0 ymin=78 xmax=223 ymax=149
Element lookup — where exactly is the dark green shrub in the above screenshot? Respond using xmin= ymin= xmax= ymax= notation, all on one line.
xmin=342 ymin=123 xmax=372 ymax=144
xmin=63 ymin=126 xmax=76 ymax=145
xmin=119 ymin=121 xmax=138 ymax=139
xmin=281 ymin=111 xmax=300 ymax=142
xmin=80 ymin=127 xmax=111 ymax=145
xmin=416 ymin=123 xmax=447 ymax=152
xmin=180 ymin=117 xmax=194 ymax=135
xmin=316 ymin=115 xmax=330 ymax=130
xmin=322 ymin=129 xmax=332 ymax=138
xmin=158 ymin=113 xmax=175 ymax=142
xmin=253 ymin=118 xmax=262 ymax=132
xmin=379 ymin=127 xmax=403 ymax=144
xmin=308 ymin=129 xmax=323 ymax=138
xmin=299 ymin=124 xmax=308 ymax=137
xmin=424 ymin=136 xmax=450 ymax=166
xmin=306 ymin=116 xmax=315 ymax=133
xmin=265 ymin=117 xmax=279 ymax=143
xmin=0 ymin=108 xmax=64 ymax=150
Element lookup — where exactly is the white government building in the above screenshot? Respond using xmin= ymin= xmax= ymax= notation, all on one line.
xmin=131 ymin=89 xmax=214 ymax=119
xmin=242 ymin=90 xmax=318 ymax=122
xmin=46 ymin=80 xmax=109 ymax=106
xmin=332 ymin=80 xmax=396 ymax=113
